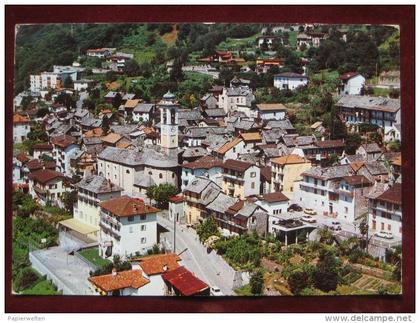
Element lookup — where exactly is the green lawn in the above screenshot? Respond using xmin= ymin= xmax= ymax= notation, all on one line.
xmin=217 ymin=33 xmax=260 ymax=51
xmin=21 ymin=279 xmax=62 ymax=295
xmin=372 ymin=87 xmax=391 ymax=97
xmin=79 ymin=248 xmax=111 ymax=268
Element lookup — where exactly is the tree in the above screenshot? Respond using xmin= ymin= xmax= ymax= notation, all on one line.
xmin=124 ymin=59 xmax=141 ymax=77
xmin=61 ymin=191 xmax=78 ymax=214
xmin=170 ymin=59 xmax=184 ymax=83
xmin=196 ymin=217 xmax=220 ymax=243
xmin=345 ymin=133 xmax=362 ymax=154
xmin=36 ymin=107 xmax=50 ymax=118
xmin=63 ymin=76 xmax=74 ymax=89
xmin=105 ymin=71 xmax=117 ymax=82
xmin=101 ymin=114 xmax=110 ymax=133
xmin=112 ymin=92 xmax=122 ymax=109
xmin=146 ymin=184 xmax=178 ymax=208
xmin=250 ymin=270 xmax=264 ymax=295
xmin=313 ymin=248 xmax=340 ymax=292
xmin=288 ymin=268 xmax=310 ymax=295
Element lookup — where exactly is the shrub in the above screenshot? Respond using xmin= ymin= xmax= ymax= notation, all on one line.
xmin=250 ymin=270 xmax=264 ymax=295
xmin=287 ymin=269 xmax=310 ymax=295
xmin=14 ymin=267 xmax=39 ymax=292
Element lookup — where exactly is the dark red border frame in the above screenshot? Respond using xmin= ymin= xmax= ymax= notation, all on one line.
xmin=5 ymin=5 xmax=415 ymax=313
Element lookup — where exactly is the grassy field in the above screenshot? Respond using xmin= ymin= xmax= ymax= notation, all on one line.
xmin=21 ymin=279 xmax=62 ymax=295
xmin=79 ymin=248 xmax=112 ymax=268
xmin=310 ymin=69 xmax=340 ymax=82
xmin=217 ymin=33 xmax=260 ymax=51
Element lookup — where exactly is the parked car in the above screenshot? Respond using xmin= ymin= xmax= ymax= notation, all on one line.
xmin=301 ymin=215 xmax=317 ymax=223
xmin=328 ymin=221 xmax=342 ymax=231
xmin=210 ymin=286 xmax=224 ymax=296
xmin=288 ymin=204 xmax=303 ymax=212
xmin=304 ymin=208 xmax=317 ymax=215
xmin=374 ymin=231 xmax=394 ymax=239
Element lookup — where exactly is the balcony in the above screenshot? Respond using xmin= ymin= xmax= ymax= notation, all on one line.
xmin=99 ymin=222 xmax=121 ymax=240
xmin=223 ymin=173 xmax=244 ymax=182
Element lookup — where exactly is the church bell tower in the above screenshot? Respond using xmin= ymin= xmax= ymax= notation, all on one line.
xmin=159 ymin=91 xmax=178 ymax=150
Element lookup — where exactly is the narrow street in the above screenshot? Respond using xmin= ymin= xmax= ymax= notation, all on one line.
xmin=157 ymin=213 xmax=238 ymax=296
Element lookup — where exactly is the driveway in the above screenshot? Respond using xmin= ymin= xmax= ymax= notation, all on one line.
xmin=158 ymin=213 xmax=238 ymax=295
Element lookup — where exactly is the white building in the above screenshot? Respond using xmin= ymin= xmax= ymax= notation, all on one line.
xmin=133 ymin=103 xmax=155 ymax=123
xmin=28 ymin=169 xmax=68 ymax=207
xmin=218 ymin=86 xmax=255 ymax=114
xmin=256 ymin=103 xmax=287 ymax=120
xmin=168 ymin=195 xmax=184 ymax=224
xmin=50 ymin=135 xmax=80 ymax=177
xmin=13 ymin=114 xmax=30 ymax=143
xmin=256 ymin=191 xmax=290 ymax=216
xmin=295 ymin=166 xmax=373 ymax=224
xmin=73 ymin=79 xmax=94 ymax=91
xmin=368 ymin=183 xmax=401 ymax=238
xmin=274 ymin=73 xmax=308 ymax=90
xmin=99 ymin=196 xmax=160 ymax=259
xmin=338 ymin=72 xmax=365 ymax=95
xmin=30 ymin=74 xmax=42 ymax=93
xmin=181 ymin=156 xmax=224 ymax=191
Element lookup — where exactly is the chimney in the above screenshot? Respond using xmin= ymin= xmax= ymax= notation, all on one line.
xmin=112 ymin=268 xmax=117 ymax=277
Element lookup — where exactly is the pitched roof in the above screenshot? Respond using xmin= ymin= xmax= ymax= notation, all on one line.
xmin=217 ymin=137 xmax=243 ymax=154
xmin=183 ymin=155 xmax=224 ymax=170
xmin=88 ymin=270 xmax=149 ymax=292
xmin=99 ymin=196 xmax=160 ymax=217
xmin=339 ymin=72 xmax=361 ymax=81
xmin=28 ymin=169 xmax=64 ymax=184
xmin=274 ymin=72 xmax=308 ymax=79
xmin=162 ymin=266 xmax=209 ymax=296
xmin=315 ymin=139 xmax=345 ymax=149
xmin=271 ymin=154 xmax=308 ymax=165
xmin=32 ymin=143 xmax=53 ymax=151
xmin=375 ymin=183 xmax=401 ymax=205
xmin=336 ymin=95 xmax=400 ymax=113
xmin=256 ymin=103 xmax=287 ymax=111
xmin=240 ymin=132 xmax=262 ymax=142
xmin=84 ymin=128 xmax=105 ymax=138
xmin=13 ymin=113 xmax=30 ymax=124
xmin=77 ymin=175 xmax=123 ymax=194
xmin=223 ymin=159 xmax=254 ymax=172
xmin=341 ymin=175 xmax=372 ymax=187
xmin=261 ymin=191 xmax=289 ymax=203
xmin=359 ymin=143 xmax=382 ymax=153
xmin=101 ymin=133 xmax=122 ymax=144
xmin=50 ymin=135 xmax=76 ymax=148
xmin=25 ymin=159 xmax=56 ymax=172
xmin=260 ymin=166 xmax=272 ymax=183
xmin=136 ymin=253 xmax=181 ymax=276
xmin=125 ymin=99 xmax=140 ymax=109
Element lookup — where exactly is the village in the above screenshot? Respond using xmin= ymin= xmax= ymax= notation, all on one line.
xmin=12 ymin=23 xmax=402 ymax=297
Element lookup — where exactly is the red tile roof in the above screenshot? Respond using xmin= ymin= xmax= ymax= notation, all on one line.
xmin=162 ymin=266 xmax=209 ymax=296
xmin=261 ymin=191 xmax=289 ymax=203
xmin=183 ymin=155 xmax=224 ymax=170
xmin=375 ymin=183 xmax=401 ymax=205
xmin=169 ymin=195 xmax=184 ymax=203
xmin=136 ymin=253 xmax=181 ymax=276
xmin=223 ymin=159 xmax=254 ymax=172
xmin=33 ymin=143 xmax=53 ymax=151
xmin=339 ymin=72 xmax=361 ymax=81
xmin=50 ymin=135 xmax=76 ymax=148
xmin=28 ymin=169 xmax=64 ymax=185
xmin=315 ymin=139 xmax=345 ymax=149
xmin=16 ymin=153 xmax=30 ymax=164
xmin=25 ymin=159 xmax=56 ymax=172
xmin=271 ymin=154 xmax=308 ymax=165
xmin=99 ymin=195 xmax=160 ymax=218
xmin=88 ymin=270 xmax=149 ymax=292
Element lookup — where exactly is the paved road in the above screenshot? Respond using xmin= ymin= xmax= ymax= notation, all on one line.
xmin=158 ymin=213 xmax=238 ymax=295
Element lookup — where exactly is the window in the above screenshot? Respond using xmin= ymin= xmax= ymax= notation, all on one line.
xmin=129 ymin=227 xmax=133 ymax=233
xmin=251 ymin=182 xmax=255 ymax=189
xmin=141 ymin=225 xmax=146 ymax=231
xmin=159 ymin=173 xmax=163 ymax=179
xmin=148 ymin=171 xmax=152 ymax=175
xmin=172 ymin=173 xmax=175 ymax=178
xmin=140 ymin=215 xmax=146 ymax=220
xmin=250 ymin=172 xmax=256 ymax=178
xmin=126 ymin=169 xmax=130 ymax=174
xmin=128 ymin=216 xmax=134 ymax=222
xmin=344 ymin=207 xmax=348 ymax=214
xmin=141 ymin=237 xmax=147 ymax=244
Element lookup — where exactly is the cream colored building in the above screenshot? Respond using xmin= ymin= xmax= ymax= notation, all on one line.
xmin=71 ymin=175 xmax=123 ymax=240
xmin=271 ymin=154 xmax=312 ymax=199
xmin=222 ymin=159 xmax=260 ymax=199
